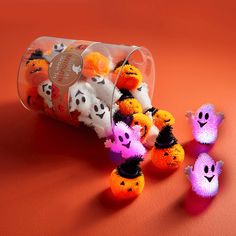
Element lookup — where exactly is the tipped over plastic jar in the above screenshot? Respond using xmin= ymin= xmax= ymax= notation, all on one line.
xmin=17 ymin=36 xmax=155 ymax=139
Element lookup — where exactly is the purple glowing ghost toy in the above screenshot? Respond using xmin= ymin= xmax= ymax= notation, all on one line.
xmin=104 ymin=121 xmax=146 ymax=159
xmin=185 ymin=153 xmax=223 ymax=198
xmin=186 ymin=104 xmax=224 ymax=144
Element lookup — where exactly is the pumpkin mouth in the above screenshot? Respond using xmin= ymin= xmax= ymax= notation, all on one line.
xmin=30 ymin=67 xmax=42 ymax=74
xmin=164 ymin=119 xmax=171 ymax=123
xmin=122 ymin=141 xmax=131 ymax=149
xmin=125 ymin=72 xmax=138 ymax=76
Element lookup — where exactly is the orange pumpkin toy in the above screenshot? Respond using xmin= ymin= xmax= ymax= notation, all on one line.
xmin=146 ymin=107 xmax=175 ymax=130
xmin=113 ymin=61 xmax=142 ymax=90
xmin=151 ymin=126 xmax=184 ymax=170
xmin=117 ymin=90 xmax=142 ymax=116
xmin=110 ymin=158 xmax=144 ymax=199
xmin=25 ymin=50 xmax=49 ymax=86
xmin=26 ymin=87 xmax=45 ymax=111
xmin=82 ymin=52 xmax=111 ymax=78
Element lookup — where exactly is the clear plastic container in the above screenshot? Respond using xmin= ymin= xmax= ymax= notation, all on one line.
xmin=17 ymin=36 xmax=155 ymax=138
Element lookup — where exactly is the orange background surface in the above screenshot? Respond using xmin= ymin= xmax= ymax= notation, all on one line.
xmin=0 ymin=0 xmax=236 ymax=235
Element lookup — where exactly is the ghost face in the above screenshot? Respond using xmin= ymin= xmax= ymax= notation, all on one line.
xmin=69 ymin=82 xmax=95 ymax=116
xmin=191 ymin=153 xmax=221 ymax=197
xmin=90 ymin=99 xmax=110 ymax=125
xmin=113 ymin=123 xmax=134 ymax=149
xmin=53 ymin=43 xmax=66 ymax=53
xmin=37 ymin=80 xmax=53 ymax=108
xmin=192 ymin=104 xmax=218 ymax=144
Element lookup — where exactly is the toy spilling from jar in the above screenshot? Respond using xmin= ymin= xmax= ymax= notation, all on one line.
xmin=24 ymin=44 xmax=175 ymax=146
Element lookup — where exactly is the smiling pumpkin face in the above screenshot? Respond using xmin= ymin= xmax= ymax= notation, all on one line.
xmin=151 ymin=143 xmax=184 ymax=170
xmin=25 ymin=59 xmax=49 ymax=85
xmin=153 ymin=109 xmax=175 ymax=130
xmin=113 ymin=64 xmax=142 ymax=90
xmin=110 ymin=169 xmax=144 ymax=199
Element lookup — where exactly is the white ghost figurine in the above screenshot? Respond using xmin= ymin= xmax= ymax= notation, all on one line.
xmin=185 ymin=153 xmax=223 ymax=198
xmin=87 ymin=75 xmax=122 ymax=108
xmin=186 ymin=104 xmax=224 ymax=144
xmin=79 ymin=98 xmax=118 ymax=138
xmin=44 ymin=43 xmax=67 ymax=62
xmin=38 ymin=79 xmax=53 ymax=108
xmin=130 ymin=82 xmax=152 ymax=112
xmin=68 ymin=81 xmax=96 ymax=116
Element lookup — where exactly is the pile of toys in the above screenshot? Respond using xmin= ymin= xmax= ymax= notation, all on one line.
xmin=22 ymin=42 xmax=224 ymax=200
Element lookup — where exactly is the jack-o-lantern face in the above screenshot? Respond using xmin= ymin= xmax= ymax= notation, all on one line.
xmin=113 ymin=64 xmax=142 ymax=90
xmin=151 ymin=143 xmax=184 ymax=170
xmin=26 ymin=87 xmax=45 ymax=111
xmin=153 ymin=109 xmax=175 ymax=130
xmin=131 ymin=113 xmax=152 ymax=141
xmin=118 ymin=98 xmax=142 ymax=116
xmin=110 ymin=169 xmax=144 ymax=199
xmin=25 ymin=59 xmax=49 ymax=86
xmin=83 ymin=52 xmax=110 ymax=78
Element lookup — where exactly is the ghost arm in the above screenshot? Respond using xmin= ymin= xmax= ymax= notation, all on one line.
xmin=216 ymin=112 xmax=224 ymax=125
xmin=184 ymin=165 xmax=193 ymax=180
xmin=185 ymin=111 xmax=194 ymax=121
xmin=216 ymin=160 xmax=224 ymax=175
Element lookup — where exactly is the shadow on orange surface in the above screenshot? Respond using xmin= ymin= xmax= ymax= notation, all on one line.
xmin=0 ymin=101 xmax=114 ymax=174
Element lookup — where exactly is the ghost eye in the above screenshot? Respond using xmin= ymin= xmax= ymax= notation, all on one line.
xmin=100 ymin=104 xmax=104 ymax=109
xmin=211 ymin=165 xmax=215 ymax=172
xmin=61 ymin=43 xmax=64 ymax=47
xmin=120 ymin=181 xmax=125 ymax=185
xmin=54 ymin=45 xmax=57 ymax=49
xmin=164 ymin=152 xmax=168 ymax=156
xmin=204 ymin=165 xmax=209 ymax=173
xmin=94 ymin=105 xmax=98 ymax=112
xmin=125 ymin=133 xmax=129 ymax=139
xmin=199 ymin=112 xmax=203 ymax=119
xmin=76 ymin=99 xmax=80 ymax=105
xmin=48 ymin=85 xmax=52 ymax=89
xmin=82 ymin=97 xmax=86 ymax=103
xmin=205 ymin=113 xmax=209 ymax=120
xmin=92 ymin=77 xmax=97 ymax=82
xmin=118 ymin=136 xmax=123 ymax=142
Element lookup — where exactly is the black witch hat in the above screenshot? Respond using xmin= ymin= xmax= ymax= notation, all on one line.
xmin=114 ymin=59 xmax=130 ymax=71
xmin=26 ymin=49 xmax=44 ymax=64
xmin=155 ymin=125 xmax=177 ymax=149
xmin=117 ymin=157 xmax=143 ymax=179
xmin=118 ymin=89 xmax=134 ymax=102
xmin=145 ymin=106 xmax=158 ymax=116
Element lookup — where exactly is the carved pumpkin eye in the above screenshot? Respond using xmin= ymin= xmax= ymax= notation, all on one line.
xmin=164 ymin=152 xmax=169 ymax=156
xmin=136 ymin=182 xmax=139 ymax=186
xmin=120 ymin=181 xmax=125 ymax=186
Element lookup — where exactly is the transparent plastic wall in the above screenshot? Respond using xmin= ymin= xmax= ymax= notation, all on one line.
xmin=17 ymin=36 xmax=155 ymax=137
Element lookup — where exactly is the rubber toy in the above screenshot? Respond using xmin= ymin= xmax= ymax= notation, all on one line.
xmin=44 ymin=43 xmax=67 ymax=62
xmin=105 ymin=121 xmax=146 ymax=159
xmin=146 ymin=107 xmax=175 ymax=130
xmin=37 ymin=79 xmax=53 ymax=108
xmin=117 ymin=90 xmax=142 ymax=116
xmin=110 ymin=158 xmax=144 ymax=199
xmin=186 ymin=104 xmax=224 ymax=144
xmin=82 ymin=52 xmax=112 ymax=78
xmin=79 ymin=98 xmax=118 ymax=138
xmin=130 ymin=82 xmax=152 ymax=112
xmin=87 ymin=75 xmax=121 ymax=108
xmin=26 ymin=87 xmax=45 ymax=111
xmin=113 ymin=62 xmax=142 ymax=90
xmin=69 ymin=81 xmax=96 ymax=116
xmin=185 ymin=153 xmax=223 ymax=198
xmin=25 ymin=50 xmax=49 ymax=86
xmin=151 ymin=126 xmax=184 ymax=170
xmin=130 ymin=113 xmax=152 ymax=141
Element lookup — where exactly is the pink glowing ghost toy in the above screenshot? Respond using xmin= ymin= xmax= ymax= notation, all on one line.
xmin=104 ymin=121 xmax=146 ymax=159
xmin=186 ymin=104 xmax=224 ymax=144
xmin=185 ymin=153 xmax=223 ymax=198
